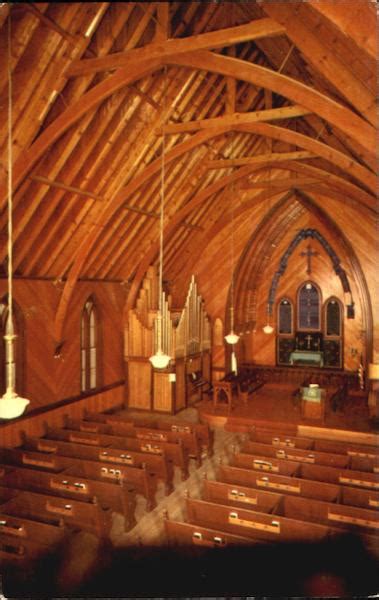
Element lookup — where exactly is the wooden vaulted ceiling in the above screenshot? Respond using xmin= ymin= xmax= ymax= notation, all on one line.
xmin=0 ymin=2 xmax=377 ymax=320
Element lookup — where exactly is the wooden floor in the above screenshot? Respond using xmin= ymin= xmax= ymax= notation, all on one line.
xmin=199 ymin=382 xmax=376 ymax=437
xmin=110 ymin=408 xmax=240 ymax=547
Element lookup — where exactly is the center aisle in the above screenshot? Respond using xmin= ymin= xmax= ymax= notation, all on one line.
xmin=110 ymin=408 xmax=240 ymax=547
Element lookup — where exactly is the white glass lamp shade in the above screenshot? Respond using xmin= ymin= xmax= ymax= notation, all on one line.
xmin=368 ymin=363 xmax=379 ymax=380
xmin=225 ymin=330 xmax=240 ymax=345
xmin=263 ymin=323 xmax=274 ymax=335
xmin=0 ymin=389 xmax=29 ymax=419
xmin=149 ymin=349 xmax=171 ymax=369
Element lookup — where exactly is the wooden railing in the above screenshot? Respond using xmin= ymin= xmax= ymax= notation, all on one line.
xmin=0 ymin=381 xmax=125 ymax=448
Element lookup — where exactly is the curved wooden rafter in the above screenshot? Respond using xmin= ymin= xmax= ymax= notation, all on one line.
xmin=166 ymin=51 xmax=376 ymax=156
xmin=53 ymin=121 xmax=375 ymax=347
xmin=2 ymin=30 xmax=372 ymax=347
xmin=0 ymin=57 xmax=162 ymax=207
xmin=237 ymin=123 xmax=376 ymax=193
xmin=262 ymin=2 xmax=376 ymax=125
xmin=2 ymin=43 xmax=375 ymax=210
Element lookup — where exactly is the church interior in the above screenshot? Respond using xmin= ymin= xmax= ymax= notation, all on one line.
xmin=0 ymin=1 xmax=378 ymax=596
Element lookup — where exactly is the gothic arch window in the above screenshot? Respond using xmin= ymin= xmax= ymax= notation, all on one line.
xmin=213 ymin=318 xmax=224 ymax=346
xmin=0 ymin=297 xmax=24 ymax=395
xmin=81 ymin=298 xmax=100 ymax=392
xmin=325 ymin=297 xmax=341 ymax=337
xmin=297 ymin=282 xmax=321 ymax=330
xmin=278 ymin=298 xmax=293 ymax=335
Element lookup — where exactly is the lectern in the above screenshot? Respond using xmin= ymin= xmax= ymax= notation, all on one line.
xmin=301 ymin=385 xmax=325 ymax=420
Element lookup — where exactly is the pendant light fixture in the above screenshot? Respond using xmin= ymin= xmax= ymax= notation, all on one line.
xmin=263 ymin=165 xmax=274 ymax=335
xmin=149 ymin=67 xmax=170 ymax=369
xmin=225 ymin=133 xmax=239 ymax=346
xmin=0 ymin=8 xmax=30 ymax=419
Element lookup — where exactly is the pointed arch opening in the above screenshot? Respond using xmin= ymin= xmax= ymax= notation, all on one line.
xmin=80 ymin=297 xmax=101 ymax=392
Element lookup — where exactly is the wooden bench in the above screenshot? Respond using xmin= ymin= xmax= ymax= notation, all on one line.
xmin=82 ymin=412 xmax=214 ymax=458
xmin=202 ymin=478 xmax=378 ymax=558
xmin=241 ymin=440 xmax=350 ymax=468
xmin=232 ymin=452 xmax=300 ymax=477
xmin=22 ymin=434 xmax=174 ymax=496
xmin=250 ymin=427 xmax=379 ymax=460
xmin=203 ymin=478 xmax=379 ymax=539
xmin=275 ymin=494 xmax=379 ymax=537
xmin=219 ymin=464 xmax=379 ymax=510
xmin=165 ymin=518 xmax=253 ymax=549
xmin=0 ymin=485 xmax=112 ymax=538
xmin=0 ymin=509 xmax=67 ymax=567
xmin=0 ymin=448 xmax=136 ymax=528
xmin=219 ymin=464 xmax=339 ymax=503
xmin=50 ymin=423 xmax=190 ymax=480
xmin=203 ymin=479 xmax=281 ymax=513
xmin=250 ymin=430 xmax=314 ymax=450
xmin=185 ymin=498 xmax=336 ymax=543
xmin=232 ymin=450 xmax=379 ymax=490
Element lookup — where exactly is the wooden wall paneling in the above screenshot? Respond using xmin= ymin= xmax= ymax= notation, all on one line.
xmin=0 ymin=384 xmax=125 ymax=448
xmin=0 ymin=279 xmax=125 ymax=407
xmin=127 ymin=359 xmax=152 ymax=410
xmin=153 ymin=371 xmax=174 ymax=413
xmin=175 ymin=358 xmax=186 ymax=412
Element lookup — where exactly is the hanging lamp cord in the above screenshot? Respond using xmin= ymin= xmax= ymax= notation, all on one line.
xmin=7 ymin=7 xmax=14 ymax=334
xmin=158 ymin=67 xmax=167 ymax=316
xmin=230 ymin=134 xmax=235 ymax=332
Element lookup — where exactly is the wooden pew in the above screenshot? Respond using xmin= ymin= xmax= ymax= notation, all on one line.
xmin=341 ymin=485 xmax=379 ymax=511
xmin=201 ymin=480 xmax=378 ymax=558
xmin=203 ymin=479 xmax=281 ymax=513
xmin=0 ymin=448 xmax=141 ymax=527
xmin=250 ymin=428 xmax=379 ymax=460
xmin=232 ymin=452 xmax=300 ymax=477
xmin=0 ymin=485 xmax=112 ymax=538
xmin=47 ymin=424 xmax=190 ymax=480
xmin=0 ymin=509 xmax=67 ymax=567
xmin=22 ymin=434 xmax=173 ymax=495
xmin=232 ymin=451 xmax=379 ymax=491
xmin=241 ymin=440 xmax=350 ymax=468
xmin=164 ymin=518 xmax=253 ymax=548
xmin=218 ymin=464 xmax=379 ymax=510
xmin=203 ymin=479 xmax=379 ymax=544
xmin=314 ymin=439 xmax=379 ymax=459
xmin=275 ymin=494 xmax=379 ymax=537
xmin=0 ymin=464 xmax=136 ymax=524
xmin=185 ymin=498 xmax=335 ymax=543
xmin=83 ymin=412 xmax=215 ymax=458
xmin=218 ymin=465 xmax=340 ymax=503
xmin=300 ymin=462 xmax=379 ymax=490
xmin=250 ymin=430 xmax=314 ymax=450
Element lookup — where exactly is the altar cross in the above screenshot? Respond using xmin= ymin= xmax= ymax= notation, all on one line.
xmin=305 ymin=334 xmax=313 ymax=349
xmin=300 ymin=243 xmax=318 ymax=275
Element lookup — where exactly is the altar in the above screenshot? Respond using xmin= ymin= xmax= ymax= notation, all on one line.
xmin=290 ymin=350 xmax=324 ymax=367
xmin=301 ymin=385 xmax=325 ymax=420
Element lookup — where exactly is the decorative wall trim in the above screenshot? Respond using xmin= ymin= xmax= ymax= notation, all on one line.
xmin=267 ymin=228 xmax=353 ymax=316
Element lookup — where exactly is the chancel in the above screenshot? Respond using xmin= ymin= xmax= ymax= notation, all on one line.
xmin=0 ymin=2 xmax=378 ymax=598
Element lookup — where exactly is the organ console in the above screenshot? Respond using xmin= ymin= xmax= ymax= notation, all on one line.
xmin=126 ymin=268 xmax=211 ymax=413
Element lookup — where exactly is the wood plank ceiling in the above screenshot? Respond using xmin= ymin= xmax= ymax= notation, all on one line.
xmin=0 ymin=2 xmax=377 ymax=318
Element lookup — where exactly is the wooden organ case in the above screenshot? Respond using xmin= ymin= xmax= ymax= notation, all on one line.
xmin=125 ymin=268 xmax=211 ymax=413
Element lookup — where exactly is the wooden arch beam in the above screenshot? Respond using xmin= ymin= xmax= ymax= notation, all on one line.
xmin=0 ymin=57 xmax=162 ymax=207
xmin=54 ymin=122 xmax=375 ymax=346
xmin=123 ymin=158 xmax=371 ymax=318
xmin=262 ymin=2 xmax=376 ymax=126
xmin=166 ymin=51 xmax=376 ymax=157
xmin=307 ymin=0 xmax=377 ymax=61
xmin=236 ymin=123 xmax=376 ymax=193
